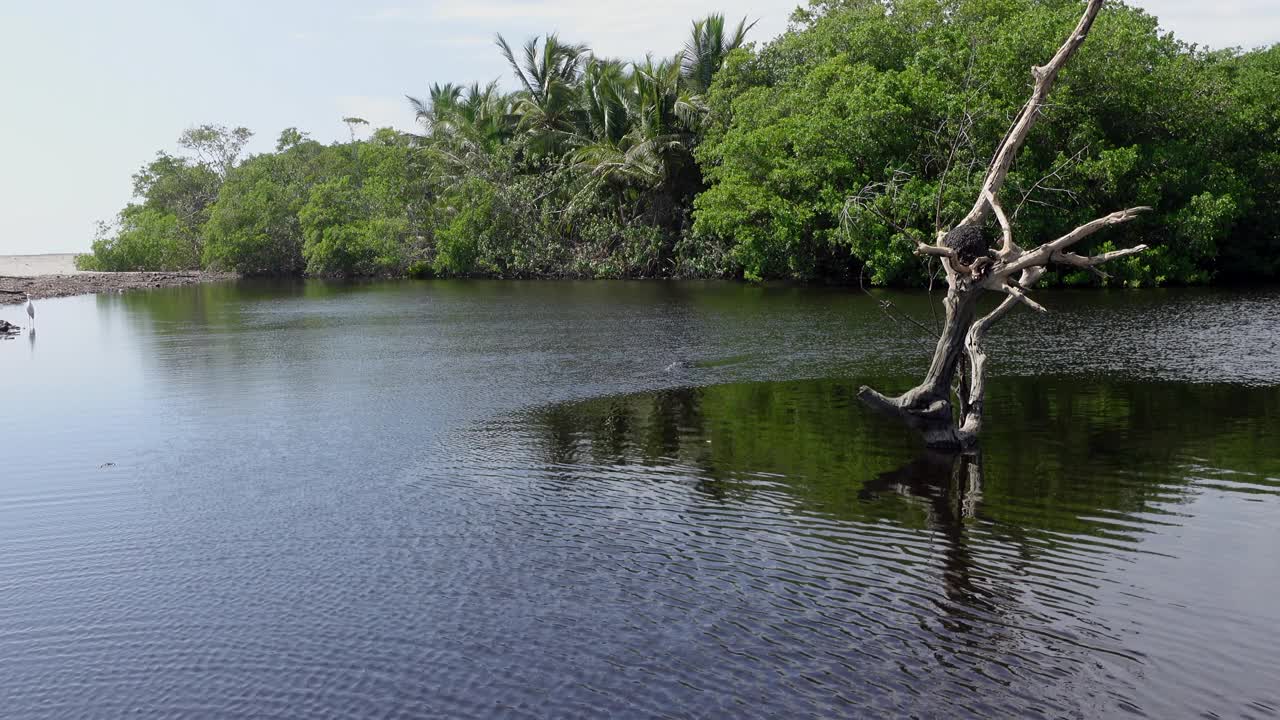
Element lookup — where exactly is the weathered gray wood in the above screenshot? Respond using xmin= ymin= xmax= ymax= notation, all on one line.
xmin=860 ymin=0 xmax=1149 ymax=450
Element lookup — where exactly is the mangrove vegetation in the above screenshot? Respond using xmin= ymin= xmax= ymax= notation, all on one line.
xmin=77 ymin=0 xmax=1280 ymax=286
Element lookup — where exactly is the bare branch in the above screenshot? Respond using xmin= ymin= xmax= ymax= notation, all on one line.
xmin=999 ymin=283 xmax=1048 ymax=313
xmin=984 ymin=189 xmax=1016 ymax=257
xmin=955 ymin=266 xmax=1045 ymax=440
xmin=1051 ymin=244 xmax=1149 ymax=267
xmin=959 ymin=0 xmax=1104 ymax=228
xmin=999 ymin=206 xmax=1151 ymax=277
xmin=976 ymin=267 xmax=1046 ymax=329
xmin=843 ymin=170 xmax=921 ymax=238
xmin=1013 ymin=145 xmax=1089 ymax=221
xmin=935 ymin=39 xmax=983 ymax=232
xmin=915 ymin=243 xmax=957 ymax=259
xmin=859 ymin=267 xmax=939 ymax=348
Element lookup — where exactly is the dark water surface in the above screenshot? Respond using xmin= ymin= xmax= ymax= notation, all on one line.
xmin=2 ymin=281 xmax=1278 ymax=718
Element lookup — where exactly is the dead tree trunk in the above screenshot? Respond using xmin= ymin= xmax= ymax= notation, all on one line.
xmin=858 ymin=0 xmax=1150 ymax=450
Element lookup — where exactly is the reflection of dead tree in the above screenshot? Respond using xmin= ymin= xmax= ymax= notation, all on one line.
xmin=861 ymin=452 xmax=985 ymax=610
xmin=861 ymin=452 xmax=982 ymax=524
xmin=858 ymin=0 xmax=1150 ymax=449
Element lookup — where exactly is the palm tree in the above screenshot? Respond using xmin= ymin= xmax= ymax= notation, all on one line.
xmin=496 ymin=33 xmax=590 ymax=154
xmin=408 ymin=81 xmax=514 ymax=151
xmin=455 ymin=81 xmax=517 ymax=150
xmin=631 ymin=56 xmax=692 ymax=141
xmin=570 ymin=56 xmax=701 ymax=224
xmin=578 ymin=57 xmax=631 ymax=148
xmin=405 ymin=15 xmax=757 ymax=236
xmin=408 ymin=83 xmax=463 ymax=134
xmin=681 ymin=14 xmax=757 ymax=95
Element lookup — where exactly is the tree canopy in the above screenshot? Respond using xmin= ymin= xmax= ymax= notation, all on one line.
xmin=79 ymin=2 xmax=1280 ymax=286
xmin=694 ymin=0 xmax=1280 ymax=284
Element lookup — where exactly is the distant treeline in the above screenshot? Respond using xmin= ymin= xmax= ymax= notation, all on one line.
xmin=79 ymin=0 xmax=1280 ymax=286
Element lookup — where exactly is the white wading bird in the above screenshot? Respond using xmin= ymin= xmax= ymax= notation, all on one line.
xmin=26 ymin=294 xmax=35 ymax=329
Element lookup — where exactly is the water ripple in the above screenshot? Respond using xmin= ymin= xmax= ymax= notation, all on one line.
xmin=3 ymin=283 xmax=1278 ymax=718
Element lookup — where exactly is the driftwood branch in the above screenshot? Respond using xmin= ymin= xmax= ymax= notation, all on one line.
xmin=956 ymin=267 xmax=1044 ymax=441
xmin=959 ymin=0 xmax=1104 ymax=229
xmin=1051 ymin=244 xmax=1150 ymax=268
xmin=915 ymin=243 xmax=957 ymax=259
xmin=996 ymin=282 xmax=1047 ymax=313
xmin=985 ymin=189 xmax=1015 ymax=257
xmin=999 ymin=206 xmax=1150 ymax=277
xmin=859 ymin=0 xmax=1153 ymax=450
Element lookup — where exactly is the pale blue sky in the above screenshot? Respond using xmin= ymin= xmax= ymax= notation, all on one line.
xmin=0 ymin=0 xmax=1274 ymax=255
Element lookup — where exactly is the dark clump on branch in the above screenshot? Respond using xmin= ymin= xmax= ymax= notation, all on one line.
xmin=942 ymin=225 xmax=990 ymax=265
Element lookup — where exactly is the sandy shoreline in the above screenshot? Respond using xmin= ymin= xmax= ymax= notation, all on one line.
xmin=0 ymin=254 xmax=235 ymax=305
xmin=0 ymin=253 xmax=87 ymax=276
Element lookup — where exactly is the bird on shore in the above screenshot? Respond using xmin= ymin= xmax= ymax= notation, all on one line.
xmin=25 ymin=294 xmax=35 ymax=329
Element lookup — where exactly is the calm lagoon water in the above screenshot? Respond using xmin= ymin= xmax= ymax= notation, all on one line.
xmin=2 ymin=280 xmax=1279 ymax=718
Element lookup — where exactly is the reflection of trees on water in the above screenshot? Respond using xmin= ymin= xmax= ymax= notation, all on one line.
xmin=529 ymin=387 xmax=1043 ymax=658
xmin=96 ymin=280 xmax=339 ymax=380
xmin=100 ymin=278 xmax=317 ymax=333
xmin=526 ymin=377 xmax=1280 ymax=642
xmin=96 ymin=280 xmax=427 ymax=401
xmin=545 ymin=390 xmax=702 ymax=452
xmin=530 ymin=378 xmax=1280 ymax=535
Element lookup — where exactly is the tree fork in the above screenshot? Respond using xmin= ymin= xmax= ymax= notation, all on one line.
xmin=858 ymin=0 xmax=1149 ymax=450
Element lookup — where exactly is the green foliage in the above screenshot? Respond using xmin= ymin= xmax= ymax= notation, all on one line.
xmin=83 ymin=4 xmax=1279 ymax=285
xmin=406 ymin=260 xmax=434 ymax=279
xmin=203 ymin=134 xmax=427 ymax=276
xmin=298 ymin=134 xmax=427 ymax=276
xmin=696 ymin=55 xmax=924 ymax=280
xmin=682 ymin=14 xmax=757 ymax=95
xmin=178 ymin=125 xmax=253 ymax=178
xmin=80 ymin=150 xmax=221 ymax=270
xmin=693 ymin=0 xmax=1280 ymax=285
xmin=276 ymin=127 xmax=309 ymax=151
xmin=432 ymin=177 xmax=495 ymax=276
xmin=426 ymin=153 xmax=569 ymax=277
xmin=299 ymin=178 xmax=402 ymax=276
xmin=496 ymin=33 xmax=591 ymax=156
xmin=203 ymin=147 xmax=315 ymax=275
xmin=76 ymin=206 xmax=199 ymax=271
